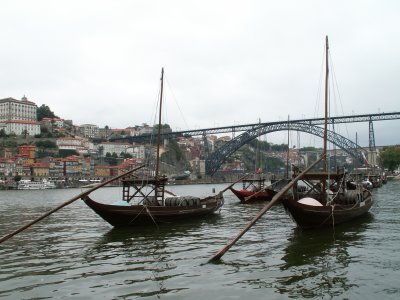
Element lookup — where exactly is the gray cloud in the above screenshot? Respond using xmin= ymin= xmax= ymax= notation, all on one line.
xmin=1 ymin=0 xmax=399 ymax=147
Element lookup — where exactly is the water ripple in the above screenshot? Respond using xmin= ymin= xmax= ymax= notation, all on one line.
xmin=1 ymin=183 xmax=400 ymax=299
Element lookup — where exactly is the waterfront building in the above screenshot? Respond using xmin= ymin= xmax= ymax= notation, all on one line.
xmin=0 ymin=159 xmax=16 ymax=178
xmin=29 ymin=162 xmax=50 ymax=178
xmin=61 ymin=155 xmax=83 ymax=178
xmin=0 ymin=96 xmax=41 ymax=136
xmin=18 ymin=145 xmax=37 ymax=160
xmin=94 ymin=165 xmax=118 ymax=178
xmin=49 ymin=158 xmax=65 ymax=178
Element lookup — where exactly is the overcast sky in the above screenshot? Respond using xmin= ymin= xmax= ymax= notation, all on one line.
xmin=1 ymin=0 xmax=399 ymax=147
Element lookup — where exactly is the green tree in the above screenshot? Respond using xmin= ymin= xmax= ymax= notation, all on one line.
xmin=108 ymin=157 xmax=118 ymax=165
xmin=380 ymin=147 xmax=400 ymax=172
xmin=153 ymin=124 xmax=172 ymax=134
xmin=37 ymin=104 xmax=58 ymax=121
xmin=14 ymin=175 xmax=22 ymax=187
xmin=160 ymin=139 xmax=183 ymax=165
xmin=249 ymin=139 xmax=271 ymax=151
xmin=0 ymin=129 xmax=7 ymax=137
xmin=21 ymin=129 xmax=29 ymax=139
xmin=271 ymin=144 xmax=289 ymax=152
xmin=59 ymin=149 xmax=79 ymax=157
xmin=300 ymin=146 xmax=319 ymax=151
xmin=92 ymin=138 xmax=107 ymax=144
xmin=35 ymin=140 xmax=58 ymax=149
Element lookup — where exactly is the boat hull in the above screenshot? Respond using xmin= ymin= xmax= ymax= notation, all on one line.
xmin=83 ymin=195 xmax=224 ymax=227
xmin=229 ymin=187 xmax=275 ymax=203
xmin=283 ymin=191 xmax=373 ymax=229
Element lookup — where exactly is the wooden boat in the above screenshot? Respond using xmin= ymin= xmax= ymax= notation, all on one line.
xmin=230 ymin=123 xmax=290 ymax=203
xmin=229 ymin=175 xmax=289 ymax=203
xmin=82 ymin=69 xmax=224 ymax=227
xmin=283 ymin=168 xmax=373 ymax=229
xmin=83 ymin=186 xmax=224 ymax=227
xmin=282 ymin=36 xmax=373 ymax=229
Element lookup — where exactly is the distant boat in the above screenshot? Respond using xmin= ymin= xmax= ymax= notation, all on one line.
xmin=82 ymin=69 xmax=224 ymax=227
xmin=229 ymin=175 xmax=289 ymax=203
xmin=18 ymin=179 xmax=56 ymax=190
xmin=172 ymin=171 xmax=191 ymax=180
xmin=282 ymin=36 xmax=373 ymax=229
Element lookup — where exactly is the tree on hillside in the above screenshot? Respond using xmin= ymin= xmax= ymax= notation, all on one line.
xmin=59 ymin=149 xmax=79 ymax=157
xmin=271 ymin=144 xmax=289 ymax=152
xmin=153 ymin=124 xmax=172 ymax=134
xmin=0 ymin=129 xmax=7 ymax=137
xmin=22 ymin=129 xmax=29 ymax=138
xmin=35 ymin=140 xmax=58 ymax=149
xmin=300 ymin=146 xmax=319 ymax=151
xmin=380 ymin=147 xmax=400 ymax=172
xmin=249 ymin=139 xmax=271 ymax=151
xmin=37 ymin=104 xmax=58 ymax=121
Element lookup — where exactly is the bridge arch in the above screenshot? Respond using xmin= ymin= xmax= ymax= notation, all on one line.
xmin=206 ymin=122 xmax=367 ymax=175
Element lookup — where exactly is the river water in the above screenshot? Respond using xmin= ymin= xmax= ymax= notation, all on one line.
xmin=0 ymin=181 xmax=399 ymax=299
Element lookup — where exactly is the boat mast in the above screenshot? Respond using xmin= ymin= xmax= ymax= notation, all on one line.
xmin=323 ymin=36 xmax=329 ymax=172
xmin=155 ymin=68 xmax=164 ymax=179
xmin=286 ymin=115 xmax=290 ymax=179
xmin=256 ymin=118 xmax=261 ymax=173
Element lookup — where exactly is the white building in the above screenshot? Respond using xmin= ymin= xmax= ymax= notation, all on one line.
xmin=97 ymin=142 xmax=134 ymax=156
xmin=132 ymin=145 xmax=146 ymax=159
xmin=79 ymin=124 xmax=99 ymax=138
xmin=0 ymin=96 xmax=41 ymax=136
xmin=56 ymin=137 xmax=93 ymax=154
xmin=41 ymin=117 xmax=65 ymax=129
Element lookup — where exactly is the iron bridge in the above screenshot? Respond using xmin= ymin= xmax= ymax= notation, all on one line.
xmin=110 ymin=112 xmax=400 ymax=175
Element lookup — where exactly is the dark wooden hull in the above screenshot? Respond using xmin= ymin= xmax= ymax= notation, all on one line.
xmin=83 ymin=194 xmax=224 ymax=227
xmin=229 ymin=187 xmax=275 ymax=203
xmin=282 ymin=191 xmax=373 ymax=229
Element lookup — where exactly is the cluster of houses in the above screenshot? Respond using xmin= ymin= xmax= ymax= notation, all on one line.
xmin=0 ymin=96 xmax=251 ymax=186
xmin=2 ymin=95 xmax=375 ymax=189
xmin=0 ymin=144 xmax=145 ymax=187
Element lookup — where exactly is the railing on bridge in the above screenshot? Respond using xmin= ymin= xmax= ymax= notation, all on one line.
xmin=110 ymin=111 xmax=400 ymax=175
xmin=111 ymin=112 xmax=400 ymax=143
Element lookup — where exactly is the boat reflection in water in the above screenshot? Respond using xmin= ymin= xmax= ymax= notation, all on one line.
xmin=83 ymin=215 xmax=222 ymax=298
xmin=276 ymin=213 xmax=374 ymax=298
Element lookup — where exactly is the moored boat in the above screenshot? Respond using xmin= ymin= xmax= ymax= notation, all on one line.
xmin=282 ymin=36 xmax=373 ymax=229
xmin=283 ymin=169 xmax=373 ymax=229
xmin=229 ymin=175 xmax=289 ymax=203
xmin=83 ymin=178 xmax=224 ymax=227
xmin=82 ymin=68 xmax=224 ymax=227
xmin=18 ymin=179 xmax=56 ymax=190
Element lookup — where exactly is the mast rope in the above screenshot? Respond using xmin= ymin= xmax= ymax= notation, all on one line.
xmin=128 ymin=205 xmax=147 ymax=224
xmin=165 ymin=76 xmax=190 ymax=131
xmin=144 ymin=206 xmax=159 ymax=228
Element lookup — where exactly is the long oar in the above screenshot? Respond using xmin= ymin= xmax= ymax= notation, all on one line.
xmin=208 ymin=156 xmax=324 ymax=262
xmin=0 ymin=164 xmax=145 ymax=244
